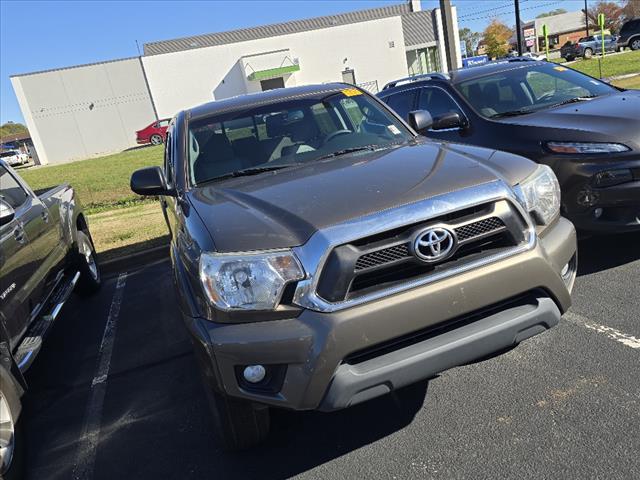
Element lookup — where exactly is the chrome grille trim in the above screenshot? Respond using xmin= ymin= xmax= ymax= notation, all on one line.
xmin=292 ymin=180 xmax=536 ymax=313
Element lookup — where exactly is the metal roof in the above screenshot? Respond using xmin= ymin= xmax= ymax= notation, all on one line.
xmin=402 ymin=10 xmax=436 ymax=47
xmin=144 ymin=3 xmax=433 ymax=56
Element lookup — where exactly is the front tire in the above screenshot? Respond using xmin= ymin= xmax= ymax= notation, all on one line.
xmin=150 ymin=134 xmax=163 ymax=145
xmin=205 ymin=388 xmax=270 ymax=451
xmin=0 ymin=377 xmax=24 ymax=480
xmin=74 ymin=230 xmax=101 ymax=296
xmin=583 ymin=48 xmax=593 ymax=59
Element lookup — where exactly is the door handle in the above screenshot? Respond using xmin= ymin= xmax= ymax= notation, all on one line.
xmin=13 ymin=227 xmax=26 ymax=244
xmin=41 ymin=210 xmax=49 ymax=223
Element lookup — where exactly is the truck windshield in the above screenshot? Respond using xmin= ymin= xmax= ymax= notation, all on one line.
xmin=455 ymin=63 xmax=617 ymax=119
xmin=187 ymin=89 xmax=413 ymax=185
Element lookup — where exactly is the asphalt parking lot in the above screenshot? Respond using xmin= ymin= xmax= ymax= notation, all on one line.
xmin=22 ymin=232 xmax=639 ymax=480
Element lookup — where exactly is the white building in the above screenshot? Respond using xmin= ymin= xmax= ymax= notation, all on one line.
xmin=11 ymin=1 xmax=460 ymax=165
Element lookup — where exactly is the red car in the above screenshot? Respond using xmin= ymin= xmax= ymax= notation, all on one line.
xmin=136 ymin=119 xmax=169 ymax=145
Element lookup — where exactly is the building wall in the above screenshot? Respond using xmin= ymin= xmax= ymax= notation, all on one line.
xmin=11 ymin=58 xmax=156 ymax=165
xmin=142 ymin=16 xmax=408 ymax=119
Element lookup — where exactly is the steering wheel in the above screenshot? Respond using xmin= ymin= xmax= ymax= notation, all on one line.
xmin=536 ymin=92 xmax=556 ymax=103
xmin=323 ymin=129 xmax=351 ymax=145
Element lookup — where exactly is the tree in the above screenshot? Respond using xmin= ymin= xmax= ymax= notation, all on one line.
xmin=536 ymin=8 xmax=568 ymax=19
xmin=620 ymin=0 xmax=640 ymax=21
xmin=482 ymin=19 xmax=513 ymax=59
xmin=0 ymin=122 xmax=28 ymax=138
xmin=584 ymin=1 xmax=624 ymax=33
xmin=459 ymin=27 xmax=482 ymax=56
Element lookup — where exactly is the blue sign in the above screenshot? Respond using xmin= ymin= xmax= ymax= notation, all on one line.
xmin=462 ymin=55 xmax=489 ymax=68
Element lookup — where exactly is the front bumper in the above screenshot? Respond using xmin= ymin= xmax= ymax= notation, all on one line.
xmin=552 ymin=156 xmax=640 ymax=232
xmin=184 ymin=217 xmax=576 ymax=411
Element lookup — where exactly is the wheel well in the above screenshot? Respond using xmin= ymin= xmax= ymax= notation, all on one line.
xmin=76 ymin=214 xmax=89 ymax=233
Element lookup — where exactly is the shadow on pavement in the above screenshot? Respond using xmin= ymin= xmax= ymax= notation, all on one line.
xmin=577 ymin=231 xmax=640 ymax=276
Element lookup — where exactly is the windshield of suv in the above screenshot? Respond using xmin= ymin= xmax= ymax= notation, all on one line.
xmin=0 ymin=151 xmax=18 ymax=157
xmin=455 ymin=63 xmax=617 ymax=119
xmin=187 ymin=89 xmax=413 ymax=185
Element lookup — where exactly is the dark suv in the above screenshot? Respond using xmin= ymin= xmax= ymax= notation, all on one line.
xmin=378 ymin=59 xmax=640 ymax=233
xmin=617 ymin=18 xmax=640 ymax=51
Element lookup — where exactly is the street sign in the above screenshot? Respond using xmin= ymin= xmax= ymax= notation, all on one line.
xmin=542 ymin=24 xmax=549 ymax=60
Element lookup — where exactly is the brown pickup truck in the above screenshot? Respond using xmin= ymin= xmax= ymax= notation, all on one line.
xmin=131 ymin=83 xmax=577 ymax=451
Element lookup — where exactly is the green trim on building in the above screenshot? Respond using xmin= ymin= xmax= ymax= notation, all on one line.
xmin=248 ymin=64 xmax=300 ymax=81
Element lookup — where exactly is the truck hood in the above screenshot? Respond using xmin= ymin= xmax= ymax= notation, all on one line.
xmin=498 ymin=90 xmax=640 ymax=147
xmin=188 ymin=142 xmax=535 ymax=252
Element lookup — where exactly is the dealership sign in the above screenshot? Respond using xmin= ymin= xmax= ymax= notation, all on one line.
xmin=462 ymin=55 xmax=489 ymax=68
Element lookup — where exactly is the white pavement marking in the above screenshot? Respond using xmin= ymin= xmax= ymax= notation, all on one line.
xmin=72 ymin=273 xmax=128 ymax=480
xmin=565 ymin=311 xmax=640 ymax=350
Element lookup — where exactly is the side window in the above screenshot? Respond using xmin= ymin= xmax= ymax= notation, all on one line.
xmin=417 ymin=88 xmax=463 ymax=119
xmin=384 ymin=90 xmax=417 ymax=120
xmin=0 ymin=166 xmax=29 ymax=209
xmin=339 ymin=98 xmax=365 ymax=130
xmin=158 ymin=119 xmax=170 ymax=128
xmin=311 ymin=104 xmax=339 ymax=135
xmin=164 ymin=130 xmax=174 ymax=186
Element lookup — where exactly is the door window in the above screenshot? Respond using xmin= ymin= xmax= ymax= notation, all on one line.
xmin=385 ymin=90 xmax=418 ymax=120
xmin=417 ymin=88 xmax=464 ymax=120
xmin=0 ymin=166 xmax=29 ymax=209
xmin=164 ymin=131 xmax=174 ymax=186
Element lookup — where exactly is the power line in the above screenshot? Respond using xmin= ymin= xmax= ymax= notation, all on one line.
xmin=458 ymin=1 xmax=561 ymax=24
xmin=457 ymin=1 xmax=522 ymax=19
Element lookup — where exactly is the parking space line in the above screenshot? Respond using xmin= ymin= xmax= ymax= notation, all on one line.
xmin=565 ymin=311 xmax=640 ymax=350
xmin=72 ymin=273 xmax=128 ymax=480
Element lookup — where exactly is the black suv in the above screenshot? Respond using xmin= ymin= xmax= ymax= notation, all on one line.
xmin=378 ymin=59 xmax=640 ymax=233
xmin=617 ymin=18 xmax=640 ymax=51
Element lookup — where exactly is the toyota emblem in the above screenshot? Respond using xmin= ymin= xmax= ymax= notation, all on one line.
xmin=413 ymin=227 xmax=456 ymax=262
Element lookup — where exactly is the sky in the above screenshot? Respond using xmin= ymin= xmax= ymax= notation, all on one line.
xmin=1 ymin=0 xmax=592 ymax=124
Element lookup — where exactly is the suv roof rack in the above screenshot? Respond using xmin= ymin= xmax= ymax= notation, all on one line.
xmin=382 ymin=72 xmax=450 ymax=91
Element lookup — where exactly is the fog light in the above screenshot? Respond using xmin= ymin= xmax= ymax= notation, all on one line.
xmin=243 ymin=365 xmax=266 ymax=384
xmin=593 ymin=207 xmax=603 ymax=218
xmin=561 ymin=263 xmax=570 ymax=276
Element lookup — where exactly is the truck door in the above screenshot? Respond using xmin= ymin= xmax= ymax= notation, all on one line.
xmin=0 ymin=165 xmax=39 ymax=347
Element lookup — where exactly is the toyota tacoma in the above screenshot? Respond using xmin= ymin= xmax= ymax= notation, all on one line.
xmin=130 ymin=84 xmax=577 ymax=450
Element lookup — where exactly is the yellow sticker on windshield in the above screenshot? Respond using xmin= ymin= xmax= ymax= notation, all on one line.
xmin=342 ymin=88 xmax=362 ymax=96
xmin=554 ymin=66 xmax=567 ymax=71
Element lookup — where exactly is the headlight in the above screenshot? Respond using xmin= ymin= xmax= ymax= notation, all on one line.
xmin=545 ymin=142 xmax=630 ymax=154
xmin=199 ymin=250 xmax=305 ymax=311
xmin=516 ymin=164 xmax=561 ymax=225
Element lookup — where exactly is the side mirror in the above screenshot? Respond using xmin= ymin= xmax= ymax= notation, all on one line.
xmin=431 ymin=112 xmax=465 ymax=131
xmin=407 ymin=110 xmax=433 ymax=133
xmin=130 ymin=166 xmax=175 ymax=196
xmin=0 ymin=199 xmax=15 ymax=226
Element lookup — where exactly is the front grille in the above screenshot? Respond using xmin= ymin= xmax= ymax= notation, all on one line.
xmin=355 ymin=244 xmax=410 ymax=271
xmin=315 ymin=201 xmax=527 ymax=303
xmin=455 ymin=217 xmax=504 ymax=241
xmin=352 ymin=217 xmax=505 ymax=272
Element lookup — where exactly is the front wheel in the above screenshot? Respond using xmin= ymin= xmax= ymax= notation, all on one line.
xmin=583 ymin=48 xmax=593 ymax=59
xmin=74 ymin=230 xmax=101 ymax=296
xmin=205 ymin=388 xmax=270 ymax=451
xmin=150 ymin=134 xmax=163 ymax=145
xmin=0 ymin=378 xmax=24 ymax=480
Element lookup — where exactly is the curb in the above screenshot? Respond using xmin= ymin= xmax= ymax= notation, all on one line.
xmin=100 ymin=244 xmax=169 ymax=276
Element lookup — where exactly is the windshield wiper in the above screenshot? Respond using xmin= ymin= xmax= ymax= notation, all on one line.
xmin=199 ymin=165 xmax=296 ymax=184
xmin=491 ymin=109 xmax=534 ymax=119
xmin=315 ymin=145 xmax=378 ymax=161
xmin=547 ymin=95 xmax=600 ymax=108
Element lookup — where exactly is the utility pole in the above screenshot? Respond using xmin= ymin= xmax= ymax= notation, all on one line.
xmin=439 ymin=0 xmax=458 ymax=70
xmin=585 ymin=0 xmax=589 ymax=37
xmin=515 ymin=0 xmax=523 ymax=55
